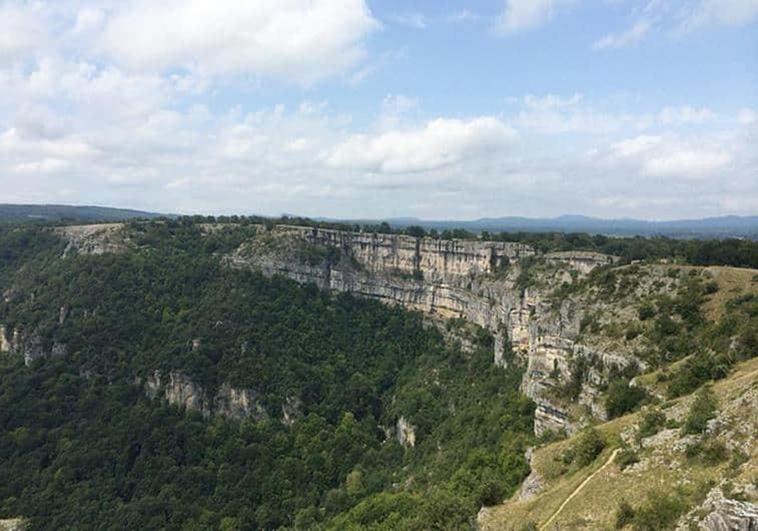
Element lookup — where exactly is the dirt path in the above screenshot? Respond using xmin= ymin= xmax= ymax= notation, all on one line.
xmin=539 ymin=448 xmax=620 ymax=530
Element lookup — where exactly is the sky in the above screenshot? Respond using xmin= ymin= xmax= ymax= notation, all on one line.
xmin=0 ymin=0 xmax=756 ymax=220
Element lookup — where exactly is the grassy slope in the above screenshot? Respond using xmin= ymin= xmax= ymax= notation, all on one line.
xmin=480 ymin=265 xmax=758 ymax=530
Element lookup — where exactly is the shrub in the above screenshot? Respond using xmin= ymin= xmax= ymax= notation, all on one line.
xmin=667 ymin=352 xmax=731 ymax=398
xmin=637 ymin=303 xmax=656 ymax=321
xmin=638 ymin=409 xmax=666 ymax=439
xmin=685 ymin=439 xmax=729 ymax=465
xmin=572 ymin=428 xmax=606 ymax=467
xmin=683 ymin=386 xmax=718 ymax=435
xmin=615 ymin=500 xmax=635 ymax=528
xmin=616 ymin=448 xmax=639 ymax=470
xmin=606 ymin=379 xmax=648 ymax=419
xmin=703 ymin=281 xmax=719 ymax=295
xmin=632 ymin=491 xmax=687 ymax=530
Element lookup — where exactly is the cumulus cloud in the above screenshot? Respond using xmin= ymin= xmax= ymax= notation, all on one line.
xmin=100 ymin=0 xmax=380 ymax=84
xmin=324 ymin=117 xmax=518 ymax=173
xmin=608 ymin=134 xmax=732 ymax=179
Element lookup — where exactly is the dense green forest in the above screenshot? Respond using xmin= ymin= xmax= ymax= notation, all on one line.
xmin=0 ymin=223 xmax=533 ymax=529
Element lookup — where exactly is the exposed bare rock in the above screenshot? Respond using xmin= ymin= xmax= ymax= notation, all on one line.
xmin=214 ymin=383 xmax=267 ymax=421
xmin=0 ymin=325 xmax=11 ymax=353
xmin=534 ymin=401 xmax=573 ymax=437
xmin=55 ymin=223 xmax=130 ymax=256
xmin=0 ymin=518 xmax=28 ymax=531
xmin=545 ymin=251 xmax=619 ymax=274
xmin=3 ymin=288 xmax=22 ymax=303
xmin=396 ymin=416 xmax=417 ymax=448
xmin=224 ymin=224 xmax=670 ymax=434
xmin=145 ymin=370 xmax=210 ymax=417
xmin=0 ymin=326 xmax=66 ymax=366
xmin=680 ymin=487 xmax=758 ymax=531
xmin=519 ymin=447 xmax=543 ymax=501
xmin=59 ymin=304 xmax=70 ymax=325
xmin=281 ymin=396 xmax=303 ymax=427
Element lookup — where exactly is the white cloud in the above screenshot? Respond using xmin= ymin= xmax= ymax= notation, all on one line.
xmin=612 ymin=135 xmax=662 ymax=157
xmin=510 ymin=95 xmax=719 ymax=135
xmin=496 ymin=0 xmax=573 ymax=34
xmin=390 ymin=13 xmax=428 ymax=29
xmin=593 ymin=20 xmax=651 ymax=49
xmin=72 ymin=8 xmax=106 ymax=35
xmin=101 ymin=0 xmax=380 ymax=84
xmin=0 ymin=127 xmax=95 ymax=160
xmin=737 ymin=108 xmax=757 ymax=124
xmin=607 ymin=134 xmax=732 ymax=179
xmin=643 ymin=150 xmax=731 ymax=177
xmin=325 ymin=117 xmax=518 ymax=173
xmin=0 ymin=3 xmax=47 ymax=60
xmin=679 ymin=0 xmax=758 ymax=32
xmin=523 ymin=93 xmax=582 ymax=110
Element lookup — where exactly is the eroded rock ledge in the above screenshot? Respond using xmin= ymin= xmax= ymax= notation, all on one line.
xmin=225 ymin=225 xmax=625 ymax=434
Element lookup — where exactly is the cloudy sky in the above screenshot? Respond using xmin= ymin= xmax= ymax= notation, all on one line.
xmin=0 ymin=0 xmax=756 ymax=219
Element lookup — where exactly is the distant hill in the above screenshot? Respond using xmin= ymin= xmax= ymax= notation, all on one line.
xmin=371 ymin=214 xmax=758 ymax=239
xmin=0 ymin=204 xmax=165 ymax=223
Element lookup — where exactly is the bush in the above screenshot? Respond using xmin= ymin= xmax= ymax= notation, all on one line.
xmin=683 ymin=385 xmax=718 ymax=435
xmin=638 ymin=409 xmax=666 ymax=439
xmin=632 ymin=491 xmax=687 ymax=530
xmin=616 ymin=448 xmax=639 ymax=470
xmin=685 ymin=439 xmax=729 ymax=465
xmin=637 ymin=303 xmax=656 ymax=321
xmin=573 ymin=428 xmax=606 ymax=467
xmin=667 ymin=352 xmax=731 ymax=398
xmin=615 ymin=500 xmax=635 ymax=528
xmin=606 ymin=379 xmax=649 ymax=419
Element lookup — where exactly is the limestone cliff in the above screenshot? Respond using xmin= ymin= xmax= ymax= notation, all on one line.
xmin=225 ymin=225 xmax=630 ymax=434
xmin=143 ymin=370 xmax=268 ymax=422
xmin=0 ymin=324 xmax=66 ymax=366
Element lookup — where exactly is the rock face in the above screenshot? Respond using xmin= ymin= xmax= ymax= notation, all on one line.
xmin=518 ymin=448 xmax=543 ymax=501
xmin=396 ymin=416 xmax=417 ymax=448
xmin=227 ymin=225 xmax=625 ymax=434
xmin=144 ymin=370 xmax=267 ymax=422
xmin=214 ymin=383 xmax=267 ymax=422
xmin=692 ymin=488 xmax=758 ymax=531
xmin=0 ymin=325 xmax=66 ymax=366
xmin=55 ymin=223 xmax=130 ymax=256
xmin=0 ymin=518 xmax=28 ymax=531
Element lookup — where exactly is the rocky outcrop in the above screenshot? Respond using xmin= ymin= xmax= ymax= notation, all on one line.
xmin=518 ymin=447 xmax=543 ymax=501
xmin=396 ymin=416 xmax=417 ymax=448
xmin=55 ymin=223 xmax=130 ymax=256
xmin=144 ymin=371 xmax=267 ymax=422
xmin=0 ymin=325 xmax=66 ymax=366
xmin=226 ymin=225 xmax=628 ymax=435
xmin=215 ymin=383 xmax=267 ymax=422
xmin=0 ymin=518 xmax=28 ymax=531
xmin=281 ymin=396 xmax=303 ymax=427
xmin=685 ymin=488 xmax=758 ymax=531
xmin=545 ymin=251 xmax=619 ymax=274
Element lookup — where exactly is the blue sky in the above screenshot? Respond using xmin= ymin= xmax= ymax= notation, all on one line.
xmin=0 ymin=0 xmax=756 ymax=219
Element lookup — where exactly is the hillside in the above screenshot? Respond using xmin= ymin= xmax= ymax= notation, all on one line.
xmin=0 ymin=204 xmax=164 ymax=224
xmin=0 ymin=218 xmax=755 ymax=529
xmin=478 ymin=356 xmax=758 ymax=530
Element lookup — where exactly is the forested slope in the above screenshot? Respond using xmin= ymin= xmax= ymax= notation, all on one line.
xmin=0 ymin=222 xmax=533 ymax=529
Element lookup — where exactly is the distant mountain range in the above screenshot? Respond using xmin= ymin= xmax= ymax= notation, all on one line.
xmin=0 ymin=204 xmax=165 ymax=223
xmin=329 ymin=214 xmax=758 ymax=239
xmin=1 ymin=204 xmax=756 ymax=239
